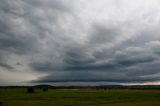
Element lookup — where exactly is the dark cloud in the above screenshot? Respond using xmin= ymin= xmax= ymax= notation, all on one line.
xmin=16 ymin=62 xmax=22 ymax=66
xmin=34 ymin=70 xmax=160 ymax=83
xmin=30 ymin=62 xmax=57 ymax=72
xmin=89 ymin=24 xmax=119 ymax=44
xmin=64 ymin=47 xmax=96 ymax=66
xmin=25 ymin=0 xmax=69 ymax=11
xmin=0 ymin=0 xmax=40 ymax=55
xmin=30 ymin=24 xmax=160 ymax=83
xmin=0 ymin=62 xmax=13 ymax=70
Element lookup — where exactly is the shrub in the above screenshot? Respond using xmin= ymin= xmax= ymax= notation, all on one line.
xmin=27 ymin=87 xmax=35 ymax=93
xmin=0 ymin=101 xmax=2 ymax=106
xmin=43 ymin=88 xmax=48 ymax=92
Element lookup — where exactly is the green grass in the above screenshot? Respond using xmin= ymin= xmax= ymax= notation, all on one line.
xmin=0 ymin=88 xmax=160 ymax=106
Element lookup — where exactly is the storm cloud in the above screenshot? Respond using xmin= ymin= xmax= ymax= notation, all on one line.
xmin=1 ymin=0 xmax=160 ymax=85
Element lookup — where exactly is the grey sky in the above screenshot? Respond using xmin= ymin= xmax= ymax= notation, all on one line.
xmin=1 ymin=0 xmax=160 ymax=85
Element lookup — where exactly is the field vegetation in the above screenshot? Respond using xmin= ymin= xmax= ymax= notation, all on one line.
xmin=0 ymin=88 xmax=160 ymax=106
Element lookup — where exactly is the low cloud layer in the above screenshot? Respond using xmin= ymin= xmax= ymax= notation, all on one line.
xmin=1 ymin=0 xmax=160 ymax=85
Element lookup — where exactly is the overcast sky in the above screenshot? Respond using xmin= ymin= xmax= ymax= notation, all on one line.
xmin=1 ymin=0 xmax=160 ymax=86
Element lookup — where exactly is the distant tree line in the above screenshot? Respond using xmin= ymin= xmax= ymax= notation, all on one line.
xmin=1 ymin=85 xmax=160 ymax=90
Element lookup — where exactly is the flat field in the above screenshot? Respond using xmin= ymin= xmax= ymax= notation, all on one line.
xmin=0 ymin=88 xmax=160 ymax=106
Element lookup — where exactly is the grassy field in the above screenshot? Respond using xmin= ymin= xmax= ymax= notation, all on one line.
xmin=0 ymin=88 xmax=160 ymax=106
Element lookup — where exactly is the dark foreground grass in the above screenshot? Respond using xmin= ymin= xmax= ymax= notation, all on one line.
xmin=0 ymin=88 xmax=160 ymax=106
